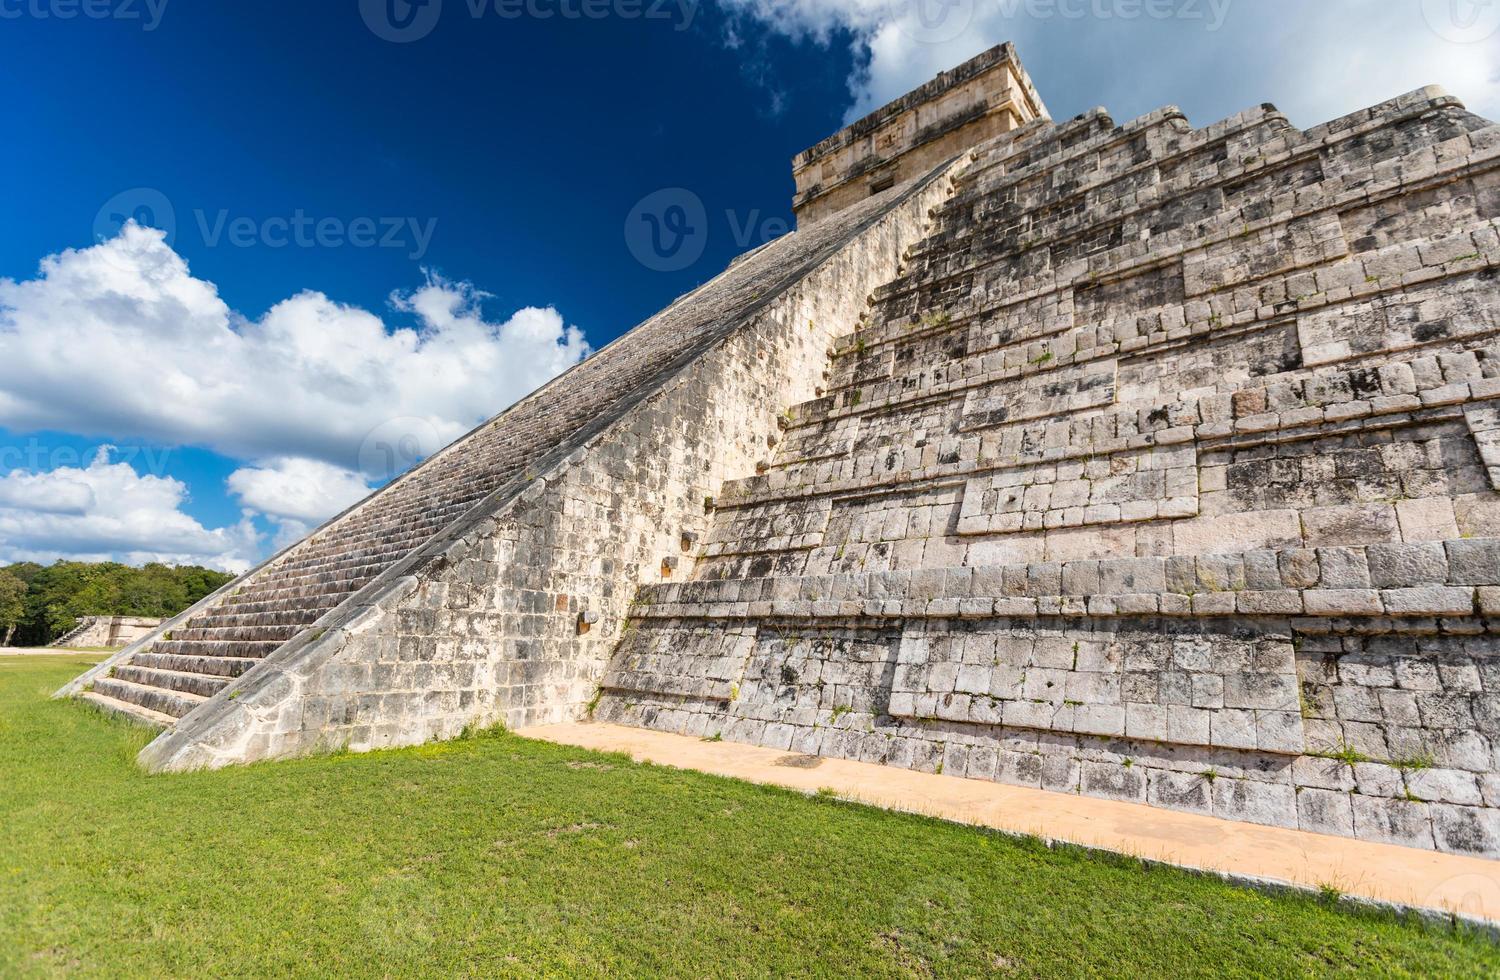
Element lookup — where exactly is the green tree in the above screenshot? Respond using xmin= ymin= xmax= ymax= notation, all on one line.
xmin=0 ymin=571 xmax=25 ymax=646
xmin=0 ymin=560 xmax=234 ymax=645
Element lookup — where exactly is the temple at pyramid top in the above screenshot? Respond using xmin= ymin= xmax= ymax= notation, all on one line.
xmin=791 ymin=42 xmax=1049 ymax=224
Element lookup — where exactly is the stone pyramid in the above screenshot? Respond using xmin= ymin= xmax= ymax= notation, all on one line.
xmin=64 ymin=45 xmax=1500 ymax=856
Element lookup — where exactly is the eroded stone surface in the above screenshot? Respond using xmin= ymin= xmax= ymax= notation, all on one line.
xmin=62 ymin=48 xmax=1500 ymax=857
xmin=600 ymin=71 xmax=1500 ymax=856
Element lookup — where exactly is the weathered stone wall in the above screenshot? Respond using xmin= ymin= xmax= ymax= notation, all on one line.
xmin=599 ymin=86 xmax=1500 ymax=857
xmin=129 ymin=164 xmax=957 ymax=771
xmin=58 ymin=51 xmax=1500 ymax=861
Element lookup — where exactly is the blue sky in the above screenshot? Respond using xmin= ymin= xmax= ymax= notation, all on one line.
xmin=0 ymin=0 xmax=1496 ymax=571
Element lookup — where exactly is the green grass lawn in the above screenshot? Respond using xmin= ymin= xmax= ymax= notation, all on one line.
xmin=2 ymin=656 xmax=1496 ymax=978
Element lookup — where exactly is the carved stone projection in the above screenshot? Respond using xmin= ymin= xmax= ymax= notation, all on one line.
xmin=64 ymin=46 xmax=1500 ymax=857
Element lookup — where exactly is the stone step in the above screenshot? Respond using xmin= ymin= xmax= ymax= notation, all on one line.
xmin=239 ymin=555 xmax=394 ymax=586
xmin=79 ymin=690 xmax=175 ymax=730
xmin=312 ymin=488 xmax=480 ymax=532
xmin=183 ymin=610 xmax=318 ymax=630
xmin=221 ymin=571 xmax=379 ymax=601
xmin=91 ymin=676 xmax=205 ymax=720
xmin=203 ymin=593 xmax=343 ymax=618
xmin=876 ymin=128 xmax=1487 ymax=316
xmin=938 ymin=97 xmax=1456 ymax=257
xmin=172 ymin=623 xmax=300 ymax=644
xmin=130 ymin=651 xmax=260 ymax=678
xmin=267 ymin=542 xmax=416 ymax=579
xmin=221 ymin=579 xmax=376 ymax=610
xmin=308 ymin=515 xmax=458 ymax=553
xmin=149 ymin=638 xmax=284 ymax=660
xmin=114 ymin=664 xmax=231 ymax=698
xmin=244 ymin=560 xmax=396 ymax=597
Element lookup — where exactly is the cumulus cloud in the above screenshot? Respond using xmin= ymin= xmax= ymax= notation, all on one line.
xmin=0 ymin=225 xmax=593 ymax=568
xmin=0 ymin=223 xmax=590 ymax=470
xmin=225 ymin=457 xmax=375 ymax=552
xmin=0 ymin=448 xmax=258 ymax=573
xmin=719 ymin=0 xmax=1500 ymax=129
xmin=226 ymin=457 xmax=373 ymax=526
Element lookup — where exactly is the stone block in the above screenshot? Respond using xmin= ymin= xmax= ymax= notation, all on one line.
xmin=1147 ymin=769 xmax=1213 ymax=815
xmin=1277 ymin=549 xmax=1321 ymax=589
xmin=1039 ymin=749 xmax=1080 ymax=792
xmin=1293 ymin=755 xmax=1356 ymax=792
xmin=1406 ymin=768 xmax=1484 ymax=806
xmin=1209 ymin=708 xmax=1258 ymax=750
xmin=1191 ymin=593 xmax=1236 ymax=616
xmin=1190 ymin=673 xmax=1224 ymax=709
xmin=1353 ymin=761 xmax=1405 ymax=799
xmin=1124 ymin=703 xmax=1168 ymax=742
xmin=1380 ymin=587 xmax=1475 ymax=616
xmin=1212 ymin=778 xmax=1297 ymax=829
xmin=1430 ymin=803 xmax=1500 ymax=856
xmin=1255 ymin=711 xmax=1305 ymax=755
xmin=1167 ymin=704 xmax=1212 ymax=746
xmin=1303 ymin=589 xmax=1383 ymax=616
xmin=1445 ymin=539 xmax=1500 ymax=585
xmin=1301 ymin=504 xmax=1399 ymax=548
xmin=1367 ymin=542 xmax=1449 ymax=587
xmin=1296 ymin=787 xmax=1356 ymax=837
xmin=1351 ymin=795 xmax=1434 ymax=849
xmin=997 ymin=749 xmax=1044 ymax=788
xmin=1173 ymin=510 xmax=1302 ymax=556
xmin=1236 ymin=590 xmax=1303 ymax=615
xmin=1316 ymin=547 xmax=1371 ymax=588
xmin=1081 ymin=761 xmax=1146 ymax=802
xmin=1395 ymin=497 xmax=1460 ymax=542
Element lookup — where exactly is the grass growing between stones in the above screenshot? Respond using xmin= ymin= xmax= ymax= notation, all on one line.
xmin=1 ymin=656 xmax=1496 ymax=978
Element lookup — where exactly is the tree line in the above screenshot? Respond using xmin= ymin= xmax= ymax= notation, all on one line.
xmin=0 ymin=561 xmax=236 ymax=647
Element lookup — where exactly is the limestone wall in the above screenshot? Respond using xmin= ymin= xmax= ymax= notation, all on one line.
xmin=132 ymin=163 xmax=957 ymax=771
xmin=598 ymin=87 xmax=1500 ymax=857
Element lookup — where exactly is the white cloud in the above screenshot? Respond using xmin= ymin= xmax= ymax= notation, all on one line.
xmin=0 ymin=223 xmax=591 ymax=471
xmin=0 ymin=448 xmax=258 ymax=573
xmin=226 ymin=457 xmax=375 ymax=551
xmin=719 ymin=0 xmax=1500 ymax=129
xmin=0 ymin=225 xmax=593 ymax=569
xmin=226 ymin=457 xmax=372 ymax=526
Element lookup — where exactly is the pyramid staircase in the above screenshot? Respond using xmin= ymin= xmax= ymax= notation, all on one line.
xmin=595 ymin=86 xmax=1500 ymax=853
xmin=59 ymin=46 xmax=1500 ymax=850
xmin=67 ymin=159 xmax=956 ymax=735
xmin=81 ymin=444 xmax=529 ymax=725
xmin=73 ymin=270 xmax=760 ymax=727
